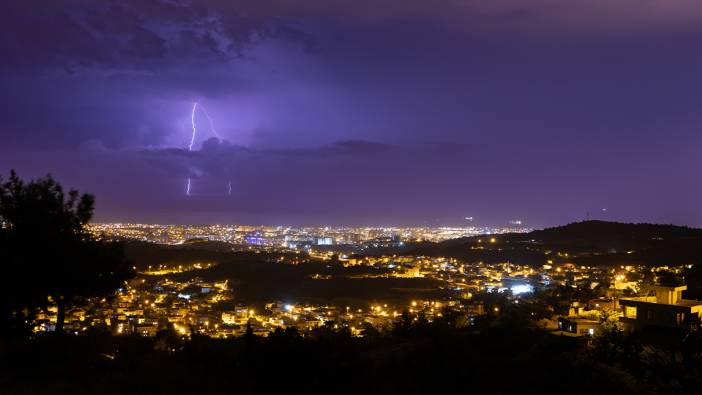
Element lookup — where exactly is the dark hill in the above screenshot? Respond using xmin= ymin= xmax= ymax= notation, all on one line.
xmin=123 ymin=240 xmax=237 ymax=268
xmin=516 ymin=220 xmax=702 ymax=251
xmin=399 ymin=221 xmax=702 ymax=267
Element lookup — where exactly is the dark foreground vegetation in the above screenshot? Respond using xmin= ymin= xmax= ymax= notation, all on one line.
xmin=0 ymin=171 xmax=133 ymax=337
xmin=3 ymin=313 xmax=702 ymax=395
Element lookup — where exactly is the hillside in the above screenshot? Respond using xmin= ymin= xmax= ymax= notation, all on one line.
xmin=399 ymin=221 xmax=702 ymax=267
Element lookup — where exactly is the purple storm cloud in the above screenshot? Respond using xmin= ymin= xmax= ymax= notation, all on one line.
xmin=1 ymin=0 xmax=701 ymax=227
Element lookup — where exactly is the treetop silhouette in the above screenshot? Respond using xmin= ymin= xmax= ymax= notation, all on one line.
xmin=0 ymin=170 xmax=134 ymax=335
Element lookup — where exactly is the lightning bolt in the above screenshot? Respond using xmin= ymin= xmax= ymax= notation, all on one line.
xmin=186 ymin=102 xmax=197 ymax=195
xmin=189 ymin=102 xmax=198 ymax=151
xmin=199 ymin=105 xmax=221 ymax=140
xmin=185 ymin=102 xmax=227 ymax=196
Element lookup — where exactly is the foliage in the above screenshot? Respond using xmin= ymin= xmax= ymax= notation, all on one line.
xmin=3 ymin=315 xmax=702 ymax=394
xmin=0 ymin=170 xmax=134 ymax=335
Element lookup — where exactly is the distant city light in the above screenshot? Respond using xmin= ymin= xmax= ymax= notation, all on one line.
xmin=510 ymin=284 xmax=533 ymax=295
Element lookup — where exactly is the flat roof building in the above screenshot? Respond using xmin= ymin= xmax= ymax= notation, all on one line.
xmin=619 ymin=285 xmax=702 ymax=331
xmin=557 ymin=317 xmax=600 ymax=337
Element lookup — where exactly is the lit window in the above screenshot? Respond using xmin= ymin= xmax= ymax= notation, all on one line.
xmin=624 ymin=306 xmax=637 ymax=318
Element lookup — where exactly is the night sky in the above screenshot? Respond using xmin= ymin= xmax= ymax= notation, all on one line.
xmin=1 ymin=1 xmax=701 ymax=227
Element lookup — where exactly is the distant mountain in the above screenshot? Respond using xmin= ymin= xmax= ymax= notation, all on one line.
xmin=400 ymin=221 xmax=702 ymax=267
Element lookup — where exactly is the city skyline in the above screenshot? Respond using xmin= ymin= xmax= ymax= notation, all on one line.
xmin=88 ymin=222 xmax=533 ymax=246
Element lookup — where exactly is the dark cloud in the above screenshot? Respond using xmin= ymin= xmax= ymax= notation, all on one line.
xmin=1 ymin=1 xmax=702 ymax=226
xmin=0 ymin=0 xmax=315 ymax=72
xmin=136 ymin=138 xmax=393 ymax=182
xmin=127 ymin=28 xmax=167 ymax=59
xmin=192 ymin=0 xmax=702 ymax=38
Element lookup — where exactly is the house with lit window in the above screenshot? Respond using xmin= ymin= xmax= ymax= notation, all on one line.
xmin=619 ymin=285 xmax=702 ymax=331
xmin=557 ymin=317 xmax=600 ymax=336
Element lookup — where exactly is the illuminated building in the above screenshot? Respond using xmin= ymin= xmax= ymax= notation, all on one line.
xmin=557 ymin=317 xmax=599 ymax=336
xmin=315 ymin=236 xmax=334 ymax=245
xmin=619 ymin=285 xmax=702 ymax=331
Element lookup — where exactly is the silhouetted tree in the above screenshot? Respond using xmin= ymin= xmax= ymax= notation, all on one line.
xmin=392 ymin=309 xmax=413 ymax=336
xmin=361 ymin=322 xmax=381 ymax=340
xmin=0 ymin=170 xmax=134 ymax=335
xmin=656 ymin=270 xmax=683 ymax=287
xmin=684 ymin=263 xmax=702 ymax=299
xmin=637 ymin=271 xmax=657 ymax=297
